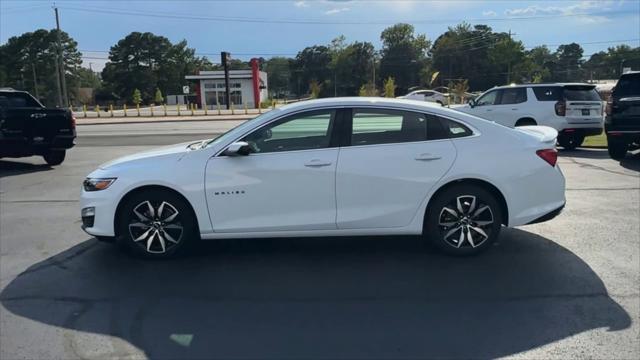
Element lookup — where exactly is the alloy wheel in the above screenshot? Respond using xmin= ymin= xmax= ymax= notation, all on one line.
xmin=438 ymin=195 xmax=494 ymax=249
xmin=128 ymin=200 xmax=183 ymax=254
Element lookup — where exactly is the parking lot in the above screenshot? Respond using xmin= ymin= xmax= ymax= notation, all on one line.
xmin=1 ymin=121 xmax=639 ymax=359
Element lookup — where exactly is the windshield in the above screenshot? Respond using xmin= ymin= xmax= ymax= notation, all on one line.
xmin=563 ymin=86 xmax=601 ymax=101
xmin=614 ymin=73 xmax=640 ymax=97
xmin=204 ymin=110 xmax=280 ymax=148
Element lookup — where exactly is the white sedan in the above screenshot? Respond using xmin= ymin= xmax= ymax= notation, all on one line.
xmin=397 ymin=90 xmax=447 ymax=105
xmin=80 ymin=98 xmax=566 ymax=258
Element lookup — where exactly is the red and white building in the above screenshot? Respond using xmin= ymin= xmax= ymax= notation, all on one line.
xmin=186 ymin=58 xmax=268 ymax=109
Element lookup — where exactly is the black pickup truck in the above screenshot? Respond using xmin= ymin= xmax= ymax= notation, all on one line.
xmin=606 ymin=71 xmax=640 ymax=160
xmin=0 ymin=89 xmax=76 ymax=165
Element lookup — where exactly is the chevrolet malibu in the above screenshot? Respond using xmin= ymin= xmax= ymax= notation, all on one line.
xmin=81 ymin=98 xmax=565 ymax=258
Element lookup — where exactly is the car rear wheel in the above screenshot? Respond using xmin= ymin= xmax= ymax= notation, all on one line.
xmin=424 ymin=184 xmax=502 ymax=256
xmin=607 ymin=137 xmax=628 ymax=160
xmin=117 ymin=189 xmax=196 ymax=258
xmin=558 ymin=134 xmax=584 ymax=150
xmin=43 ymin=150 xmax=65 ymax=165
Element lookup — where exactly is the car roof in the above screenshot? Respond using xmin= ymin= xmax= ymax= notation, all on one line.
xmin=487 ymin=83 xmax=597 ymax=90
xmin=278 ymin=97 xmax=447 ymax=114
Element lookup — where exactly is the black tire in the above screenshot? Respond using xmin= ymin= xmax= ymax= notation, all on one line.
xmin=557 ymin=134 xmax=584 ymax=150
xmin=514 ymin=118 xmax=537 ymax=127
xmin=424 ymin=184 xmax=503 ymax=256
xmin=607 ymin=137 xmax=628 ymax=160
xmin=116 ymin=189 xmax=197 ymax=259
xmin=43 ymin=150 xmax=65 ymax=165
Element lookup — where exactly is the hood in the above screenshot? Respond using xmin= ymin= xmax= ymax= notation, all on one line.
xmin=99 ymin=141 xmax=197 ymax=170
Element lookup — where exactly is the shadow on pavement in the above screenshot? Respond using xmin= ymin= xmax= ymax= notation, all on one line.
xmin=0 ymin=159 xmax=51 ymax=178
xmin=1 ymin=228 xmax=631 ymax=359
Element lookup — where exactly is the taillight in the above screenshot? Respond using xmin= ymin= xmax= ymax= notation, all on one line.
xmin=536 ymin=149 xmax=558 ymax=167
xmin=554 ymin=101 xmax=566 ymax=116
xmin=71 ymin=114 xmax=76 ymax=129
xmin=605 ymin=96 xmax=612 ymax=116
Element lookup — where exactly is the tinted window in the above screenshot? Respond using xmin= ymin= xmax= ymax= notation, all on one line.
xmin=532 ymin=87 xmax=562 ymax=101
xmin=351 ymin=108 xmax=426 ymax=146
xmin=475 ymin=90 xmax=499 ymax=106
xmin=242 ymin=110 xmax=334 ymax=153
xmin=563 ymin=86 xmax=601 ymax=101
xmin=614 ymin=73 xmax=640 ymax=97
xmin=499 ymin=88 xmax=527 ymax=104
xmin=0 ymin=92 xmax=42 ymax=108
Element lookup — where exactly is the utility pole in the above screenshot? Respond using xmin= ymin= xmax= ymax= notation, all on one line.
xmin=506 ymin=30 xmax=516 ymax=84
xmin=31 ymin=63 xmax=39 ymax=100
xmin=54 ymin=7 xmax=68 ymax=107
xmin=221 ymin=52 xmax=231 ymax=109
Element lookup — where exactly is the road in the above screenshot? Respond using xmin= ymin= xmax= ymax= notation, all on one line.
xmin=1 ymin=121 xmax=639 ymax=359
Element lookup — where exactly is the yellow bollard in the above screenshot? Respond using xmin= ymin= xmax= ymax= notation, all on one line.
xmin=204 ymin=104 xmax=208 ymax=116
xmin=191 ymin=103 xmax=195 ymax=116
xmin=258 ymin=101 xmax=262 ymax=114
xmin=272 ymin=100 xmax=275 ymax=109
xmin=177 ymin=103 xmax=181 ymax=116
xmin=244 ymin=103 xmax=248 ymax=115
xmin=217 ymin=102 xmax=221 ymax=115
xmin=123 ymin=104 xmax=127 ymax=117
xmin=109 ymin=104 xmax=114 ymax=117
xmin=231 ymin=102 xmax=235 ymax=115
xmin=83 ymin=104 xmax=87 ymax=117
xmin=96 ymin=105 xmax=101 ymax=118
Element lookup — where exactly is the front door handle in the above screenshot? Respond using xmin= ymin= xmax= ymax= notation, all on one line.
xmin=304 ymin=159 xmax=332 ymax=167
xmin=415 ymin=153 xmax=442 ymax=161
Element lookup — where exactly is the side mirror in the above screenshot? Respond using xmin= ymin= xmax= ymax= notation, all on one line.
xmin=467 ymin=98 xmax=476 ymax=108
xmin=223 ymin=141 xmax=251 ymax=156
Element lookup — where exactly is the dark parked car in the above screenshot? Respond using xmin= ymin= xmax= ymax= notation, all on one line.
xmin=606 ymin=71 xmax=640 ymax=160
xmin=0 ymin=89 xmax=76 ymax=165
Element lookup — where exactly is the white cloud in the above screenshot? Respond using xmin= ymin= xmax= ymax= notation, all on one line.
xmin=482 ymin=10 xmax=497 ymax=17
xmin=293 ymin=1 xmax=309 ymax=8
xmin=325 ymin=7 xmax=350 ymax=15
xmin=504 ymin=0 xmax=614 ymax=16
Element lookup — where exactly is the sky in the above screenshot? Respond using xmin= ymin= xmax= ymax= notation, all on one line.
xmin=1 ymin=0 xmax=639 ymax=72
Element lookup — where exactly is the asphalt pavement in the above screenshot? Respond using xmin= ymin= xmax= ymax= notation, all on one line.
xmin=1 ymin=121 xmax=639 ymax=359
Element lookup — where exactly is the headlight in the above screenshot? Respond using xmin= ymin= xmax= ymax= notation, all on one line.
xmin=83 ymin=178 xmax=117 ymax=191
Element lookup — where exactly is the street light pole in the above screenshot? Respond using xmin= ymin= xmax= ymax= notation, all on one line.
xmin=221 ymin=51 xmax=231 ymax=109
xmin=54 ymin=7 xmax=68 ymax=107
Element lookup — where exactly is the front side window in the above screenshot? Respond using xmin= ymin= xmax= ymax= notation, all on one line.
xmin=499 ymin=88 xmax=527 ymax=104
xmin=475 ymin=90 xmax=499 ymax=106
xmin=241 ymin=110 xmax=334 ymax=154
xmin=351 ymin=108 xmax=427 ymax=146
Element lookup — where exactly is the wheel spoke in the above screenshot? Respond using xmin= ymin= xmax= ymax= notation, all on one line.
xmin=444 ymin=226 xmax=462 ymax=241
xmin=129 ymin=222 xmax=150 ymax=229
xmin=146 ymin=230 xmax=157 ymax=251
xmin=163 ymin=211 xmax=179 ymax=223
xmin=457 ymin=227 xmax=465 ymax=248
xmin=133 ymin=208 xmax=149 ymax=222
xmin=146 ymin=201 xmax=155 ymax=219
xmin=157 ymin=202 xmax=166 ymax=220
xmin=163 ymin=230 xmax=179 ymax=244
xmin=157 ymin=232 xmax=167 ymax=252
xmin=474 ymin=220 xmax=493 ymax=226
xmin=442 ymin=207 xmax=458 ymax=218
xmin=134 ymin=228 xmax=153 ymax=242
xmin=467 ymin=227 xmax=476 ymax=247
xmin=472 ymin=205 xmax=489 ymax=219
xmin=439 ymin=221 xmax=458 ymax=227
xmin=470 ymin=226 xmax=488 ymax=240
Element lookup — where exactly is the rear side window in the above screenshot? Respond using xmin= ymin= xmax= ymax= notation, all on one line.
xmin=499 ymin=88 xmax=527 ymax=104
xmin=350 ymin=108 xmax=426 ymax=146
xmin=0 ymin=93 xmax=42 ymax=108
xmin=563 ymin=86 xmax=602 ymax=101
xmin=532 ymin=87 xmax=562 ymax=101
xmin=614 ymin=73 xmax=640 ymax=97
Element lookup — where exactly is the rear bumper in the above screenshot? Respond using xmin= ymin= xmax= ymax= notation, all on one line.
xmin=558 ymin=128 xmax=602 ymax=138
xmin=0 ymin=134 xmax=75 ymax=156
xmin=526 ymin=202 xmax=565 ymax=225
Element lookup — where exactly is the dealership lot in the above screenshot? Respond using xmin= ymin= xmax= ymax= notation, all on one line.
xmin=1 ymin=121 xmax=639 ymax=359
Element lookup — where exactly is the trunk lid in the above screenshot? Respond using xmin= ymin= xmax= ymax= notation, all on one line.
xmin=515 ymin=125 xmax=558 ymax=146
xmin=562 ymin=85 xmax=603 ymax=124
xmin=2 ymin=108 xmax=73 ymax=143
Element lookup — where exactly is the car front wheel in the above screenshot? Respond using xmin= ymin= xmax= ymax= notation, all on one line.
xmin=425 ymin=184 xmax=503 ymax=256
xmin=117 ymin=189 xmax=196 ymax=258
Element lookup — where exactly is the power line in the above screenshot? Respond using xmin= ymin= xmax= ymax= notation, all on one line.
xmin=59 ymin=5 xmax=632 ymax=26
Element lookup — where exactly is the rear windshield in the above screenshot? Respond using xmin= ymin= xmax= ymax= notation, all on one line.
xmin=614 ymin=73 xmax=640 ymax=97
xmin=563 ymin=86 xmax=602 ymax=101
xmin=0 ymin=92 xmax=42 ymax=108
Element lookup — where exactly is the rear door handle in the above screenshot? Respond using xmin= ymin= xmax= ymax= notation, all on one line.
xmin=415 ymin=153 xmax=442 ymax=161
xmin=304 ymin=159 xmax=332 ymax=167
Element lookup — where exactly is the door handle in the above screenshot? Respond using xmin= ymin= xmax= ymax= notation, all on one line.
xmin=415 ymin=153 xmax=442 ymax=161
xmin=304 ymin=159 xmax=332 ymax=167
xmin=485 ymin=109 xmax=493 ymax=112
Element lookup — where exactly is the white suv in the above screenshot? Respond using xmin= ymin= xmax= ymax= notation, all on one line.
xmin=457 ymin=84 xmax=604 ymax=150
xmin=398 ymin=89 xmax=447 ymax=105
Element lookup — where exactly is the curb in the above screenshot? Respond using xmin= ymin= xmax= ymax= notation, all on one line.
xmin=76 ymin=115 xmax=259 ymax=126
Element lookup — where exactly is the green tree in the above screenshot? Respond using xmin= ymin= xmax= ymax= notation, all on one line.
xmin=552 ymin=43 xmax=584 ymax=82
xmin=309 ymin=79 xmax=321 ymax=98
xmin=383 ymin=77 xmax=396 ymax=97
xmin=154 ymin=88 xmax=164 ymax=104
xmin=379 ymin=24 xmax=430 ymax=95
xmin=102 ymin=32 xmax=212 ymax=103
xmin=132 ymin=88 xmax=142 ymax=105
xmin=291 ymin=45 xmax=333 ymax=96
xmin=331 ymin=39 xmax=377 ymax=96
xmin=263 ymin=57 xmax=292 ymax=98
xmin=0 ymin=29 xmax=83 ymax=106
